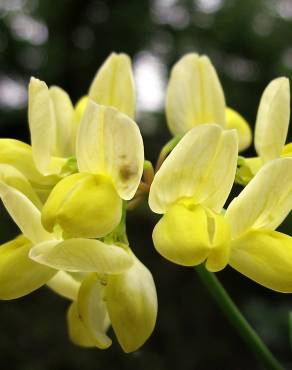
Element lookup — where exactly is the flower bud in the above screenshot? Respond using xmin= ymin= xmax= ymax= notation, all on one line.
xmin=42 ymin=172 xmax=122 ymax=238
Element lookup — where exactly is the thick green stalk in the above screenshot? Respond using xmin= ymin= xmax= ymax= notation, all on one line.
xmin=195 ymin=265 xmax=283 ymax=370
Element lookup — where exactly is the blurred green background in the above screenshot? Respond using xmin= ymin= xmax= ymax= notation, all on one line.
xmin=0 ymin=0 xmax=292 ymax=369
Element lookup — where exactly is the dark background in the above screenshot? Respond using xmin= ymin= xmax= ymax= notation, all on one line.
xmin=0 ymin=0 xmax=292 ymax=369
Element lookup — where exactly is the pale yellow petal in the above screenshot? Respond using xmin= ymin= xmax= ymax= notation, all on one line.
xmin=0 ymin=183 xmax=52 ymax=243
xmin=29 ymin=238 xmax=133 ymax=273
xmin=255 ymin=77 xmax=290 ymax=161
xmin=67 ymin=302 xmax=98 ymax=348
xmin=47 ymin=270 xmax=80 ymax=301
xmin=28 ymin=77 xmax=56 ymax=174
xmin=0 ymin=164 xmax=42 ymax=208
xmin=166 ymin=53 xmax=226 ymax=135
xmin=0 ymin=235 xmax=55 ymax=299
xmin=49 ymin=86 xmax=75 ymax=157
xmin=77 ymin=273 xmax=112 ymax=349
xmin=225 ymin=107 xmax=252 ymax=152
xmin=230 ymin=230 xmax=292 ymax=293
xmin=149 ymin=124 xmax=238 ymax=214
xmin=226 ymin=157 xmax=292 ymax=238
xmin=88 ymin=53 xmax=135 ymax=118
xmin=77 ymin=101 xmax=144 ymax=199
xmin=106 ymin=254 xmax=157 ymax=353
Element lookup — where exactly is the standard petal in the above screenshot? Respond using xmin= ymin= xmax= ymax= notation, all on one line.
xmin=106 ymin=254 xmax=157 ymax=353
xmin=67 ymin=302 xmax=98 ymax=348
xmin=29 ymin=238 xmax=133 ymax=273
xmin=255 ymin=77 xmax=290 ymax=161
xmin=225 ymin=107 xmax=252 ymax=152
xmin=77 ymin=273 xmax=112 ymax=349
xmin=0 ymin=164 xmax=42 ymax=208
xmin=28 ymin=77 xmax=56 ymax=174
xmin=49 ymin=86 xmax=75 ymax=157
xmin=225 ymin=157 xmax=292 ymax=238
xmin=0 ymin=235 xmax=55 ymax=299
xmin=165 ymin=53 xmax=226 ymax=135
xmin=88 ymin=53 xmax=135 ymax=118
xmin=0 ymin=183 xmax=52 ymax=243
xmin=149 ymin=124 xmax=238 ymax=214
xmin=47 ymin=270 xmax=81 ymax=301
xmin=230 ymin=230 xmax=292 ymax=293
xmin=77 ymin=101 xmax=144 ymax=199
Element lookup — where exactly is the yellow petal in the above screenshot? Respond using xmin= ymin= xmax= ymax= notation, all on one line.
xmin=49 ymin=86 xmax=75 ymax=157
xmin=149 ymin=124 xmax=238 ymax=214
xmin=47 ymin=271 xmax=81 ymax=300
xmin=282 ymin=142 xmax=292 ymax=157
xmin=88 ymin=53 xmax=135 ymax=118
xmin=235 ymin=156 xmax=262 ymax=186
xmin=67 ymin=302 xmax=97 ymax=348
xmin=77 ymin=273 xmax=112 ymax=349
xmin=153 ymin=202 xmax=210 ymax=266
xmin=106 ymin=254 xmax=157 ymax=353
xmin=0 ymin=164 xmax=42 ymax=208
xmin=0 ymin=183 xmax=52 ymax=243
xmin=41 ymin=172 xmax=122 ymax=238
xmin=0 ymin=235 xmax=55 ymax=299
xmin=226 ymin=157 xmax=292 ymax=238
xmin=230 ymin=230 xmax=292 ymax=293
xmin=0 ymin=139 xmax=59 ymax=199
xmin=225 ymin=107 xmax=252 ymax=152
xmin=255 ymin=77 xmax=290 ymax=161
xmin=77 ymin=101 xmax=144 ymax=200
xmin=166 ymin=53 xmax=226 ymax=135
xmin=29 ymin=238 xmax=133 ymax=274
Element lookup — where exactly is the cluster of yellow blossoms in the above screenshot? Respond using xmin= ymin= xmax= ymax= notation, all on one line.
xmin=0 ymin=52 xmax=291 ymax=352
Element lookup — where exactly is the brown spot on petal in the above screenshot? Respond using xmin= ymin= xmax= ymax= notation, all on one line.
xmin=119 ymin=164 xmax=137 ymax=181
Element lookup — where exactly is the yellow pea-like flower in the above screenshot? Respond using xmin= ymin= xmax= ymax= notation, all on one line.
xmin=149 ymin=124 xmax=238 ymax=271
xmin=0 ymin=180 xmax=134 ymax=300
xmin=67 ymin=251 xmax=157 ymax=353
xmin=237 ymin=77 xmax=291 ymax=184
xmin=166 ymin=53 xmax=251 ymax=152
xmin=225 ymin=157 xmax=292 ymax=292
xmin=41 ymin=100 xmax=144 ymax=239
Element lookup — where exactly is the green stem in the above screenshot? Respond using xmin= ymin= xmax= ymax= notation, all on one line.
xmin=195 ymin=265 xmax=283 ymax=370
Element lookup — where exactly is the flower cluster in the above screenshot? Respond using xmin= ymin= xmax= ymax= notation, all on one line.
xmin=0 ymin=51 xmax=291 ymax=353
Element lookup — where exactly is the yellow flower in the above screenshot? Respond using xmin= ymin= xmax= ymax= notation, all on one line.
xmin=67 ymin=251 xmax=157 ymax=353
xmin=41 ymin=101 xmax=144 ymax=238
xmin=237 ymin=77 xmax=291 ymax=184
xmin=149 ymin=124 xmax=238 ymax=271
xmin=0 ymin=179 xmax=133 ymax=299
xmin=225 ymin=157 xmax=292 ymax=292
xmin=165 ymin=53 xmax=252 ymax=152
xmin=149 ymin=124 xmax=292 ymax=291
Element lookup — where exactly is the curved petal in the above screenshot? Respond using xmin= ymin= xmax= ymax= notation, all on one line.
xmin=67 ymin=302 xmax=98 ymax=348
xmin=106 ymin=254 xmax=157 ymax=353
xmin=166 ymin=53 xmax=226 ymax=135
xmin=149 ymin=124 xmax=238 ymax=214
xmin=49 ymin=86 xmax=75 ymax=157
xmin=0 ymin=164 xmax=42 ymax=208
xmin=88 ymin=53 xmax=135 ymax=118
xmin=0 ymin=183 xmax=52 ymax=243
xmin=255 ymin=77 xmax=290 ymax=161
xmin=28 ymin=77 xmax=56 ymax=174
xmin=225 ymin=157 xmax=292 ymax=238
xmin=29 ymin=238 xmax=133 ymax=273
xmin=0 ymin=235 xmax=55 ymax=299
xmin=230 ymin=230 xmax=292 ymax=293
xmin=47 ymin=270 xmax=81 ymax=301
xmin=225 ymin=107 xmax=252 ymax=152
xmin=77 ymin=273 xmax=112 ymax=349
xmin=0 ymin=139 xmax=59 ymax=193
xmin=77 ymin=101 xmax=144 ymax=199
